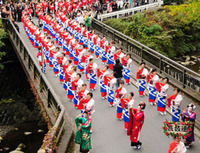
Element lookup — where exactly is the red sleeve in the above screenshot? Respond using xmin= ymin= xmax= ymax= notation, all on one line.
xmin=168 ymin=141 xmax=176 ymax=153
xmin=136 ymin=68 xmax=143 ymax=80
xmin=127 ymin=108 xmax=137 ymax=136
xmin=147 ymin=74 xmax=151 ymax=83
xmin=156 ymin=82 xmax=161 ymax=92
xmin=120 ymin=99 xmax=126 ymax=109
xmin=71 ymin=81 xmax=76 ymax=91
xmin=167 ymin=95 xmax=175 ymax=107
xmin=37 ymin=52 xmax=41 ymax=58
xmin=121 ymin=58 xmax=125 ymax=66
xmin=135 ymin=112 xmax=144 ymax=122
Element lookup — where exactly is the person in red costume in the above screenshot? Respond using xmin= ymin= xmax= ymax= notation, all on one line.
xmin=127 ymin=101 xmax=146 ymax=150
xmin=168 ymin=135 xmax=187 ymax=153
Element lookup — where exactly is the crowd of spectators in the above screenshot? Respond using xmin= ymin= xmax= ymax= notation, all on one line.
xmin=0 ymin=0 xmax=150 ymax=21
xmin=0 ymin=0 xmax=26 ymax=31
xmin=93 ymin=0 xmax=150 ymax=15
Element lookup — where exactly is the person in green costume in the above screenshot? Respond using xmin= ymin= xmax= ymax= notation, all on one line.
xmin=84 ymin=13 xmax=91 ymax=31
xmin=75 ymin=110 xmax=92 ymax=153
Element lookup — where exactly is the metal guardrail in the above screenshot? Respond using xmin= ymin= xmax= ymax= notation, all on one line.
xmin=97 ymin=0 xmax=163 ymax=21
xmin=92 ymin=18 xmax=200 ymax=98
xmin=2 ymin=18 xmax=65 ymax=151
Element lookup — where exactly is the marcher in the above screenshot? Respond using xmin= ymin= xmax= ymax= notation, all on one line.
xmin=86 ymin=58 xmax=98 ymax=91
xmin=116 ymin=80 xmax=127 ymax=120
xmin=122 ymin=53 xmax=132 ymax=85
xmin=181 ymin=103 xmax=196 ymax=149
xmin=75 ymin=110 xmax=92 ymax=153
xmin=167 ymin=88 xmax=183 ymax=122
xmin=122 ymin=92 xmax=134 ymax=130
xmin=127 ymin=101 xmax=146 ymax=150
xmin=147 ymin=68 xmax=159 ymax=105
xmin=72 ymin=73 xmax=84 ymax=108
xmin=97 ymin=65 xmax=109 ymax=99
xmin=156 ymin=77 xmax=169 ymax=115
xmin=168 ymin=135 xmax=187 ymax=153
xmin=104 ymin=72 xmax=117 ymax=106
xmin=37 ymin=45 xmax=46 ymax=73
xmin=136 ymin=62 xmax=148 ymax=96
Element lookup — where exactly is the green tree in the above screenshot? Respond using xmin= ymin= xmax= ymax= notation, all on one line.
xmin=0 ymin=19 xmax=7 ymax=69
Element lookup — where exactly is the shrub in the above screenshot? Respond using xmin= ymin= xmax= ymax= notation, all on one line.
xmin=103 ymin=0 xmax=200 ymax=58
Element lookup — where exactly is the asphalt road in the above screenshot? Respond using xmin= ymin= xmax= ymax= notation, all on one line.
xmin=17 ymin=19 xmax=200 ymax=153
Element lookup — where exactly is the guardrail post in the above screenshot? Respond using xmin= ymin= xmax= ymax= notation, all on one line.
xmin=13 ymin=28 xmax=16 ymax=40
xmin=20 ymin=41 xmax=23 ymax=53
xmin=141 ymin=47 xmax=143 ymax=61
xmin=102 ymin=25 xmax=104 ymax=37
xmin=28 ymin=55 xmax=31 ymax=69
xmin=126 ymin=38 xmax=128 ymax=53
xmin=33 ymin=64 xmax=36 ymax=79
xmin=23 ymin=47 xmax=26 ymax=60
xmin=183 ymin=70 xmax=186 ymax=88
xmin=16 ymin=34 xmax=19 ymax=46
xmin=159 ymin=57 xmax=162 ymax=74
xmin=112 ymin=31 xmax=115 ymax=41
xmin=47 ymin=88 xmax=51 ymax=108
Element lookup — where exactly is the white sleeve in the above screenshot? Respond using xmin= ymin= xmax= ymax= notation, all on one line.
xmin=62 ymin=57 xmax=68 ymax=64
xmin=128 ymin=99 xmax=134 ymax=108
xmin=78 ymin=79 xmax=83 ymax=88
xmin=177 ymin=142 xmax=187 ymax=153
xmin=175 ymin=95 xmax=183 ymax=106
xmin=93 ymin=63 xmax=98 ymax=70
xmin=84 ymin=90 xmax=89 ymax=96
xmin=122 ymin=88 xmax=127 ymax=95
xmin=153 ymin=75 xmax=159 ymax=83
xmin=54 ymin=52 xmax=61 ymax=58
xmin=103 ymin=71 xmax=109 ymax=77
xmin=162 ymin=84 xmax=169 ymax=91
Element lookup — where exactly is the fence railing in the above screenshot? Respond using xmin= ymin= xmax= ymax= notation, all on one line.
xmin=2 ymin=18 xmax=65 ymax=152
xmin=97 ymin=0 xmax=163 ymax=21
xmin=92 ymin=18 xmax=200 ymax=98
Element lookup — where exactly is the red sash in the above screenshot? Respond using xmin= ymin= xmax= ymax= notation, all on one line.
xmin=50 ymin=50 xmax=56 ymax=58
xmin=121 ymin=57 xmax=128 ymax=66
xmin=77 ymin=98 xmax=89 ymax=110
xmin=65 ymin=72 xmax=72 ymax=82
xmin=104 ymin=76 xmax=112 ymax=86
xmin=57 ymin=57 xmax=63 ymax=65
xmin=121 ymin=98 xmax=130 ymax=109
xmin=114 ymin=52 xmax=121 ymax=60
xmin=86 ymin=63 xmax=93 ymax=73
xmin=136 ymin=68 xmax=143 ymax=80
xmin=156 ymin=82 xmax=164 ymax=92
xmin=116 ymin=87 xmax=122 ymax=98
xmin=72 ymin=79 xmax=78 ymax=91
xmin=62 ymin=65 xmax=69 ymax=74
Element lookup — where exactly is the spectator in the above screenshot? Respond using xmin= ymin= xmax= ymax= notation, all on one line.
xmin=124 ymin=1 xmax=129 ymax=9
xmin=97 ymin=2 xmax=103 ymax=14
xmin=112 ymin=1 xmax=118 ymax=12
xmin=107 ymin=1 xmax=112 ymax=13
xmin=102 ymin=2 xmax=108 ymax=13
xmin=113 ymin=59 xmax=123 ymax=88
xmin=117 ymin=0 xmax=124 ymax=10
xmin=17 ymin=4 xmax=23 ymax=22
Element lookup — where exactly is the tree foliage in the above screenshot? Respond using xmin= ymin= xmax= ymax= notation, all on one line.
xmin=104 ymin=0 xmax=200 ymax=58
xmin=0 ymin=19 xmax=7 ymax=69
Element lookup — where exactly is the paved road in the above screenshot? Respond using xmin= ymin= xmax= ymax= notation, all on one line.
xmin=17 ymin=19 xmax=200 ymax=153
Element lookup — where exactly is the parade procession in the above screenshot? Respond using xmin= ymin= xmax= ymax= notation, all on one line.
xmin=1 ymin=0 xmax=199 ymax=153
